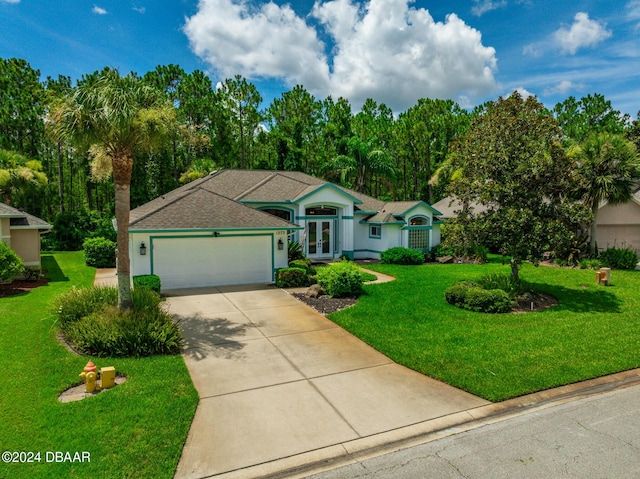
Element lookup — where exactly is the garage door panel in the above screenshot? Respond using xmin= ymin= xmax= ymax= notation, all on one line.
xmin=153 ymin=236 xmax=272 ymax=290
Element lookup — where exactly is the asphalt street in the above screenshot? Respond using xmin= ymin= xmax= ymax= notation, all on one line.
xmin=307 ymin=383 xmax=640 ymax=479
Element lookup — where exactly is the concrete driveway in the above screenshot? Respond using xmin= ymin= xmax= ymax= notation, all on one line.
xmin=166 ymin=284 xmax=490 ymax=479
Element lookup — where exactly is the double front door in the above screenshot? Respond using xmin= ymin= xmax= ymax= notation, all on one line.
xmin=307 ymin=220 xmax=332 ymax=258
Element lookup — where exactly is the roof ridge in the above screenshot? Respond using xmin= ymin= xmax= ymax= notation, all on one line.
xmin=130 ymin=188 xmax=194 ymax=227
xmin=233 ymin=172 xmax=277 ymax=201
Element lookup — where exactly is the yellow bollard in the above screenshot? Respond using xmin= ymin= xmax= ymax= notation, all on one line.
xmin=100 ymin=366 xmax=116 ymax=389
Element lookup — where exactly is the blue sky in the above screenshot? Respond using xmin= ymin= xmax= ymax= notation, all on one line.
xmin=1 ymin=0 xmax=639 ymax=116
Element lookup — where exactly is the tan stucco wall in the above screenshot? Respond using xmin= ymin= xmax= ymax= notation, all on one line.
xmin=0 ymin=218 xmax=11 ymax=248
xmin=596 ymin=201 xmax=640 ymax=253
xmin=10 ymin=229 xmax=42 ymax=266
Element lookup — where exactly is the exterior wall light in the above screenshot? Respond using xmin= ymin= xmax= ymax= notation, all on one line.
xmin=140 ymin=242 xmax=147 ymax=256
xmin=277 ymin=238 xmax=284 ymax=250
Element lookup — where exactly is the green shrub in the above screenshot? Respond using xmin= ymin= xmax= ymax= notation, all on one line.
xmin=83 ymin=236 xmax=116 ymax=268
xmin=476 ymin=272 xmax=531 ymax=298
xmin=315 ymin=261 xmax=364 ymax=298
xmin=444 ymin=281 xmax=478 ymax=306
xmin=0 ymin=242 xmax=23 ymax=282
xmin=579 ymin=258 xmax=603 ymax=270
xmin=275 ymin=267 xmax=309 ymax=288
xmin=52 ymin=286 xmax=119 ymax=327
xmin=55 ymin=286 xmax=182 ymax=357
xmin=464 ymin=287 xmax=512 ymax=313
xmin=289 ymin=258 xmax=313 ymax=273
xmin=425 ymin=244 xmax=453 ymax=262
xmin=288 ymin=240 xmax=305 ymax=262
xmin=599 ymin=247 xmax=639 ymax=270
xmin=133 ymin=274 xmax=162 ymax=293
xmin=44 ymin=209 xmax=116 ymax=251
xmin=380 ymin=247 xmax=425 ymax=265
xmin=445 ymin=280 xmax=512 ymax=314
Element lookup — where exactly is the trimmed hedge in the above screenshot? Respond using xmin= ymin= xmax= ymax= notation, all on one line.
xmin=315 ymin=261 xmax=364 ymax=298
xmin=380 ymin=247 xmax=425 ymax=265
xmin=445 ymin=280 xmax=512 ymax=314
xmin=275 ymin=267 xmax=309 ymax=288
xmin=83 ymin=236 xmax=116 ymax=268
xmin=133 ymin=274 xmax=162 ymax=294
xmin=599 ymin=246 xmax=638 ymax=270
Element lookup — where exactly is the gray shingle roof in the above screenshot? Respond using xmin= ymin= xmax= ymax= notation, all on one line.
xmin=0 ymin=202 xmax=52 ymax=229
xmin=129 ymin=187 xmax=296 ymax=230
xmin=130 ymin=169 xmax=442 ymax=229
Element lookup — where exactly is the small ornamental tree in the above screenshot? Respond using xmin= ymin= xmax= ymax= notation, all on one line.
xmin=0 ymin=242 xmax=23 ymax=282
xmin=445 ymin=92 xmax=590 ymax=282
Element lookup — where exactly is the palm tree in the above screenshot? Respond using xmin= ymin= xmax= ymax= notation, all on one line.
xmin=571 ymin=132 xmax=640 ymax=254
xmin=51 ymin=70 xmax=174 ymax=310
xmin=0 ymin=150 xmax=48 ymax=206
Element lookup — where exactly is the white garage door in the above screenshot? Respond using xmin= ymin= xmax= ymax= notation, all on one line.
xmin=153 ymin=236 xmax=272 ymax=289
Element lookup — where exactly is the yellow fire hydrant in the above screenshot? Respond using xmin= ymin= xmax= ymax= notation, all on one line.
xmin=79 ymin=361 xmax=98 ymax=393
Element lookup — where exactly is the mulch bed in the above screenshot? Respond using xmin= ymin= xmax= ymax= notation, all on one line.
xmin=0 ymin=278 xmax=50 ymax=298
xmin=294 ymin=289 xmax=558 ymax=315
xmin=292 ymin=293 xmax=358 ymax=315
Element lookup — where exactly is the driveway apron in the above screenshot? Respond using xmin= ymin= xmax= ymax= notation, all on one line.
xmin=168 ymin=285 xmax=489 ymax=479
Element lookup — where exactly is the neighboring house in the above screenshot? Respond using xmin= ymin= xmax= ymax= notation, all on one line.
xmin=0 ymin=202 xmax=52 ymax=269
xmin=129 ymin=169 xmax=442 ymax=290
xmin=595 ymin=186 xmax=640 ymax=254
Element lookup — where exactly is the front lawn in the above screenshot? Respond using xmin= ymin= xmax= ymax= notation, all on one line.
xmin=329 ymin=259 xmax=640 ymax=402
xmin=0 ymin=252 xmax=198 ymax=479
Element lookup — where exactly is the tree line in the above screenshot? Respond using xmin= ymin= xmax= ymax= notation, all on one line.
xmin=1 ymin=56 xmax=639 ymax=227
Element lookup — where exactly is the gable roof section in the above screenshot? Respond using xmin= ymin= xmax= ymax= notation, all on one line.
xmin=362 ymin=201 xmax=443 ymax=224
xmin=129 ymin=187 xmax=297 ymax=231
xmin=0 ymin=202 xmax=52 ymax=229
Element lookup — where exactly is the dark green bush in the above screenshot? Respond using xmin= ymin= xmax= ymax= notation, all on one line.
xmin=445 ymin=281 xmax=512 ymax=314
xmin=464 ymin=287 xmax=512 ymax=313
xmin=315 ymin=261 xmax=364 ymax=298
xmin=54 ymin=286 xmax=182 ymax=357
xmin=133 ymin=274 xmax=162 ymax=293
xmin=288 ymin=240 xmax=305 ymax=262
xmin=275 ymin=267 xmax=309 ymax=288
xmin=0 ymin=242 xmax=23 ymax=282
xmin=83 ymin=236 xmax=116 ymax=268
xmin=380 ymin=247 xmax=425 ymax=265
xmin=599 ymin=247 xmax=639 ymax=270
xmin=289 ymin=258 xmax=313 ymax=273
xmin=444 ymin=280 xmax=478 ymax=306
xmin=44 ymin=210 xmax=116 ymax=251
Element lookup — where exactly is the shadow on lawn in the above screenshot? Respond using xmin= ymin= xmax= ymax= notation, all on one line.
xmin=530 ymin=282 xmax=622 ymax=313
xmin=42 ymin=255 xmax=69 ymax=282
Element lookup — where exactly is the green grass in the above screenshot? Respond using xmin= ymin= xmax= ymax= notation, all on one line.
xmin=0 ymin=252 xmax=198 ymax=479
xmin=329 ymin=259 xmax=640 ymax=402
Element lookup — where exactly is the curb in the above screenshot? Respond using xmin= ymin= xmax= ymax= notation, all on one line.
xmin=212 ymin=368 xmax=640 ymax=479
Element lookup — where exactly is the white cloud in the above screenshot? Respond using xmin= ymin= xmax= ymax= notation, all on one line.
xmin=133 ymin=6 xmax=146 ymax=14
xmin=92 ymin=5 xmax=108 ymax=15
xmin=184 ymin=0 xmax=498 ymax=111
xmin=543 ymin=80 xmax=585 ymax=96
xmin=554 ymin=12 xmax=612 ymax=55
xmin=183 ymin=0 xmax=330 ymax=92
xmin=0 ymin=0 xmax=20 ymax=3
xmin=471 ymin=0 xmax=507 ymax=17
